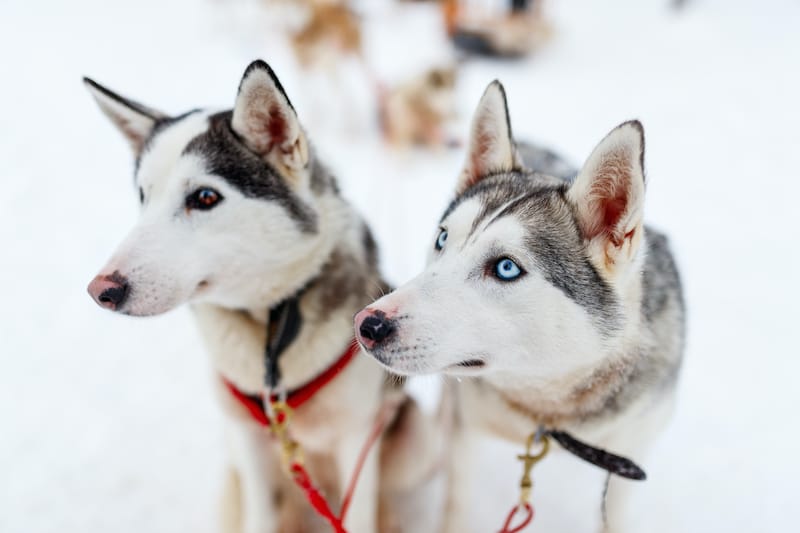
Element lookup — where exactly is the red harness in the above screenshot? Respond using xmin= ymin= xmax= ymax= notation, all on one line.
xmin=221 ymin=341 xmax=360 ymax=426
xmin=222 ymin=340 xmax=391 ymax=533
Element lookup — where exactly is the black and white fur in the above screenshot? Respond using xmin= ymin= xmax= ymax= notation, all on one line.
xmin=355 ymin=81 xmax=685 ymax=532
xmin=85 ymin=61 xmax=443 ymax=533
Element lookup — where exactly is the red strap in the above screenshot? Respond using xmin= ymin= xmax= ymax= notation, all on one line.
xmin=291 ymin=463 xmax=347 ymax=533
xmin=222 ymin=341 xmax=360 ymax=426
xmin=499 ymin=503 xmax=534 ymax=533
xmin=222 ymin=340 xmax=393 ymax=533
xmin=287 ymin=404 xmax=395 ymax=533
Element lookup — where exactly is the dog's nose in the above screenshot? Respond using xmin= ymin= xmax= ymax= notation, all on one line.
xmin=88 ymin=273 xmax=130 ymax=311
xmin=355 ymin=309 xmax=396 ymax=348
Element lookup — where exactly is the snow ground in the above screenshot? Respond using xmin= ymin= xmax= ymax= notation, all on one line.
xmin=1 ymin=0 xmax=799 ymax=531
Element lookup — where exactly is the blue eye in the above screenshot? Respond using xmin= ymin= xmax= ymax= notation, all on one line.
xmin=494 ymin=258 xmax=523 ymax=281
xmin=435 ymin=229 xmax=448 ymax=250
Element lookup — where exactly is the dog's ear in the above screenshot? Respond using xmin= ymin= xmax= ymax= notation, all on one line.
xmin=83 ymin=78 xmax=166 ymax=154
xmin=567 ymin=121 xmax=646 ymax=272
xmin=457 ymin=81 xmax=521 ymax=194
xmin=232 ymin=60 xmax=309 ymax=178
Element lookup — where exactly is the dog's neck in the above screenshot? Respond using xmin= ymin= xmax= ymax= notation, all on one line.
xmin=193 ymin=189 xmax=387 ymax=393
xmin=455 ymin=350 xmax=645 ymax=445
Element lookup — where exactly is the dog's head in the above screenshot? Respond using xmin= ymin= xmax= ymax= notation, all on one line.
xmin=355 ymin=81 xmax=646 ymax=384
xmin=86 ymin=60 xmax=329 ymax=316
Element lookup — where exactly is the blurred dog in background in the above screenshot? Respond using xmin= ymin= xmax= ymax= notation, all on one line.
xmin=378 ymin=66 xmax=459 ymax=149
xmin=290 ymin=0 xmax=363 ymax=71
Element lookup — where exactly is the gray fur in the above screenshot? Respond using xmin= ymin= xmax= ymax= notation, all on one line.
xmin=516 ymin=141 xmax=578 ymax=181
xmin=445 ymin=171 xmax=621 ymax=330
xmin=578 ymin=230 xmax=686 ymax=424
xmin=441 ymin=165 xmax=685 ymax=423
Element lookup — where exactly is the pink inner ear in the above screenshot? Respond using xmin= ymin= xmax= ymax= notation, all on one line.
xmin=246 ymin=102 xmax=289 ymax=155
xmin=465 ymin=127 xmax=494 ymax=189
xmin=583 ymin=155 xmax=632 ymax=240
xmin=599 ymin=187 xmax=628 ymax=232
xmin=266 ymin=104 xmax=288 ymax=147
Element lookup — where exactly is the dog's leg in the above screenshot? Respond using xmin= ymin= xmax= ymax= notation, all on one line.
xmin=378 ymin=397 xmax=447 ymax=533
xmin=220 ymin=466 xmax=243 ymax=533
xmin=229 ymin=422 xmax=278 ymax=533
xmin=441 ymin=426 xmax=479 ymax=533
xmin=336 ymin=429 xmax=381 ymax=532
xmin=600 ymin=394 xmax=676 ymax=533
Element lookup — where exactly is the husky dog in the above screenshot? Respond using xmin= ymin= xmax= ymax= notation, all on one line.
xmin=85 ymin=60 xmax=442 ymax=533
xmin=290 ymin=1 xmax=362 ymax=71
xmin=378 ymin=66 xmax=458 ymax=149
xmin=355 ymin=81 xmax=685 ymax=532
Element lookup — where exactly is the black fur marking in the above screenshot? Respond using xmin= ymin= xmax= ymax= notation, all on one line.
xmin=183 ymin=112 xmax=318 ymax=233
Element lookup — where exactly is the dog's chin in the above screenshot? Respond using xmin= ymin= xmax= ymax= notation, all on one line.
xmin=120 ymin=302 xmax=179 ymax=317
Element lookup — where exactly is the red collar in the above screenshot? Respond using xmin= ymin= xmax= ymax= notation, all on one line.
xmin=222 ymin=341 xmax=360 ymax=426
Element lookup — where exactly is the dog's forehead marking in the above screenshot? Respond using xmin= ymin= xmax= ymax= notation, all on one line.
xmin=440 ymin=173 xmax=621 ymax=332
xmin=441 ymin=197 xmax=480 ymax=237
xmin=465 ymin=193 xmax=530 ymax=249
xmin=136 ymin=111 xmax=214 ymax=191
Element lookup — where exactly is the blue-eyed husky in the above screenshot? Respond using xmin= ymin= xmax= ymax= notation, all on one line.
xmin=85 ymin=60 xmax=443 ymax=533
xmin=355 ymin=81 xmax=685 ymax=532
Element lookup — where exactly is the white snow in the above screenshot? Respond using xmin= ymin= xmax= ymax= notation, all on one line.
xmin=1 ymin=0 xmax=798 ymax=531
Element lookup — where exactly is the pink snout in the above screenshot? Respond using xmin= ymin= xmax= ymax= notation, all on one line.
xmin=354 ymin=308 xmax=396 ymax=349
xmin=87 ymin=271 xmax=130 ymax=311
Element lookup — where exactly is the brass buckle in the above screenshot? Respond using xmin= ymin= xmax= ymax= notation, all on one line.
xmin=517 ymin=432 xmax=549 ymax=505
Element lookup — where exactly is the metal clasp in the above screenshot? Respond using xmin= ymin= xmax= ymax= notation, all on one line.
xmin=517 ymin=432 xmax=549 ymax=505
xmin=269 ymin=400 xmax=304 ymax=467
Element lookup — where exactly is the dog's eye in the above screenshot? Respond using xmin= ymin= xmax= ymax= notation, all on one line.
xmin=186 ymin=188 xmax=223 ymax=211
xmin=494 ymin=258 xmax=524 ymax=281
xmin=435 ymin=228 xmax=448 ymax=250
xmin=138 ymin=187 xmax=144 ymax=204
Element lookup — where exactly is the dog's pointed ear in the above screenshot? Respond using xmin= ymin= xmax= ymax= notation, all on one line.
xmin=83 ymin=78 xmax=166 ymax=154
xmin=231 ymin=60 xmax=309 ymax=176
xmin=567 ymin=120 xmax=646 ymax=272
xmin=457 ymin=81 xmax=521 ymax=194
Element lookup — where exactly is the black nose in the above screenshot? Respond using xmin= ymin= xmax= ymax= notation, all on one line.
xmin=359 ymin=314 xmax=396 ymax=345
xmin=88 ymin=272 xmax=130 ymax=311
xmin=100 ymin=283 xmax=129 ymax=307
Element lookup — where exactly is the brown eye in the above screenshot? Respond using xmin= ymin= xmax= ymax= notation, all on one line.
xmin=186 ymin=188 xmax=223 ymax=210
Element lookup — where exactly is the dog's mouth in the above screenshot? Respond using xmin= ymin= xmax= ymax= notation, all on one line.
xmin=445 ymin=358 xmax=488 ymax=375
